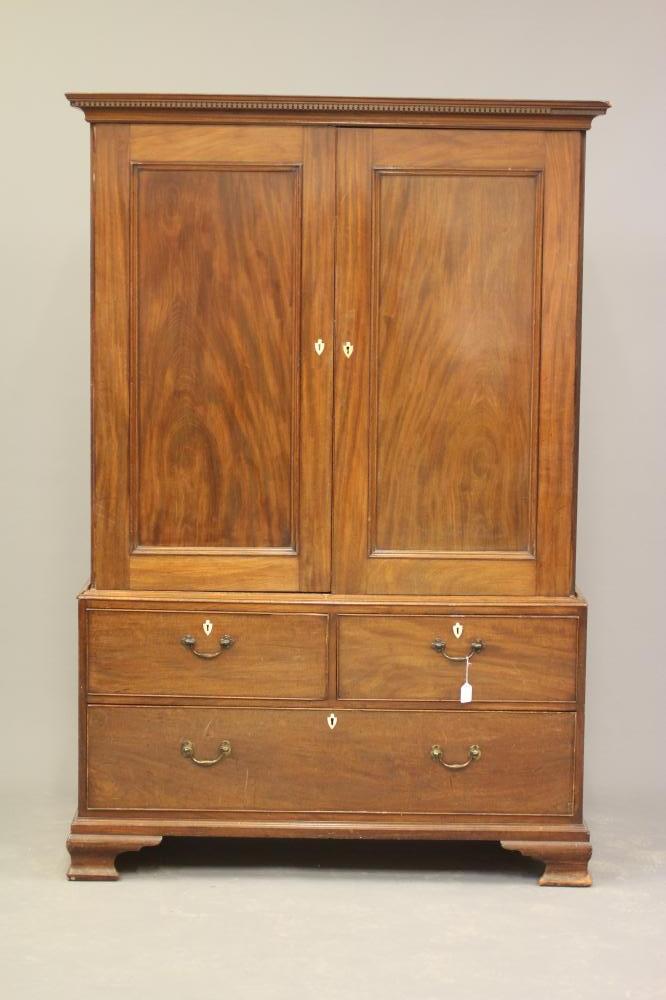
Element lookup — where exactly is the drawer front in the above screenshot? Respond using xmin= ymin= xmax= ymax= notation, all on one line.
xmin=87 ymin=610 xmax=328 ymax=699
xmin=87 ymin=706 xmax=575 ymax=815
xmin=337 ymin=615 xmax=578 ymax=703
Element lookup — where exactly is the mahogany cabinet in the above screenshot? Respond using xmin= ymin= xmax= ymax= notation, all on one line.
xmin=65 ymin=94 xmax=608 ymax=885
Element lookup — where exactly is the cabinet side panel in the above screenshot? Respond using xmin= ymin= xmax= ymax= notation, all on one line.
xmin=573 ymin=603 xmax=588 ymax=821
xmin=536 ymin=132 xmax=583 ymax=594
xmin=78 ymin=598 xmax=88 ymax=812
xmin=91 ymin=125 xmax=131 ymax=588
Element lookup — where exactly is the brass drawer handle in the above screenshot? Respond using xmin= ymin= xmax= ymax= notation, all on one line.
xmin=431 ymin=744 xmax=481 ymax=769
xmin=180 ymin=739 xmax=231 ymax=767
xmin=431 ymin=638 xmax=484 ymax=662
xmin=181 ymin=634 xmax=234 ymax=659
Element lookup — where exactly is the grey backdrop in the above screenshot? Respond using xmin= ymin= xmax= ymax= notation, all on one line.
xmin=1 ymin=0 xmax=664 ymax=811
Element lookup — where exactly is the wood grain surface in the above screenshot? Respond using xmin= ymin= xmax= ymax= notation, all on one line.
xmin=337 ymin=614 xmax=578 ymax=702
xmin=135 ymin=164 xmax=299 ymax=550
xmin=111 ymin=124 xmax=335 ymax=591
xmin=88 ymin=609 xmax=328 ymax=699
xmin=90 ymin=125 xmax=131 ymax=588
xmin=371 ymin=169 xmax=539 ymax=554
xmin=87 ymin=706 xmax=576 ymax=815
xmin=333 ymin=128 xmax=582 ymax=596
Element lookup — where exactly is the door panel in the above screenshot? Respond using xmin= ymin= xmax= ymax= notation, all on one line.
xmin=334 ymin=129 xmax=582 ymax=596
xmin=92 ymin=124 xmax=335 ymax=591
xmin=135 ymin=165 xmax=299 ymax=551
xmin=372 ymin=170 xmax=539 ymax=555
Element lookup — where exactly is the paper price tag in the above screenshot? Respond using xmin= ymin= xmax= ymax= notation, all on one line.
xmin=460 ymin=656 xmax=473 ymax=703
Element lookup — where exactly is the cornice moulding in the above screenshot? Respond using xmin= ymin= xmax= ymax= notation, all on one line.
xmin=65 ymin=93 xmax=610 ymax=129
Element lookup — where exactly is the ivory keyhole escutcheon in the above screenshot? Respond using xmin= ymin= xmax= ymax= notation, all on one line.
xmin=314 ymin=338 xmax=325 ymax=356
xmin=203 ymin=619 xmax=213 ymax=637
xmin=453 ymin=622 xmax=464 ymax=639
xmin=342 ymin=341 xmax=354 ymax=359
xmin=327 ymin=713 xmax=337 ymax=731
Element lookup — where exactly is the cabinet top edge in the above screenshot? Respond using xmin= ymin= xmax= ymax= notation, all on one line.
xmin=65 ymin=93 xmax=610 ymax=128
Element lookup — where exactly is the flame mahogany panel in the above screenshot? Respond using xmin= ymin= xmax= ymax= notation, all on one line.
xmin=372 ymin=170 xmax=540 ymax=555
xmin=134 ymin=164 xmax=300 ymax=551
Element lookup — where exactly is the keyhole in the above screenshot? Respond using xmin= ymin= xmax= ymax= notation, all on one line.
xmin=327 ymin=713 xmax=337 ymax=730
xmin=453 ymin=622 xmax=463 ymax=639
xmin=203 ymin=619 xmax=213 ymax=637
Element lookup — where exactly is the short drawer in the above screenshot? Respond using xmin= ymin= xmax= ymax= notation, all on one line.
xmin=337 ymin=615 xmax=578 ymax=703
xmin=87 ymin=610 xmax=328 ymax=699
xmin=87 ymin=706 xmax=575 ymax=816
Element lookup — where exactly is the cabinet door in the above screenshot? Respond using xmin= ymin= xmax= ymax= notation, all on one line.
xmin=334 ymin=129 xmax=582 ymax=596
xmin=92 ymin=125 xmax=335 ymax=591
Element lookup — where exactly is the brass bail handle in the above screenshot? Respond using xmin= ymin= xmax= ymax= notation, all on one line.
xmin=431 ymin=638 xmax=484 ymax=663
xmin=181 ymin=634 xmax=234 ymax=659
xmin=180 ymin=739 xmax=232 ymax=767
xmin=430 ymin=744 xmax=481 ymax=769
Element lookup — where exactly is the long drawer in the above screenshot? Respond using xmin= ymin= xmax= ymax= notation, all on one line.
xmin=87 ymin=706 xmax=575 ymax=815
xmin=87 ymin=610 xmax=328 ymax=699
xmin=337 ymin=615 xmax=579 ymax=703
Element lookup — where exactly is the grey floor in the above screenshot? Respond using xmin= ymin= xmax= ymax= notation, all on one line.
xmin=1 ymin=795 xmax=664 ymax=1000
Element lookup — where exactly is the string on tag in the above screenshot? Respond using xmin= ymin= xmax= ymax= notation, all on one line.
xmin=460 ymin=655 xmax=473 ymax=704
